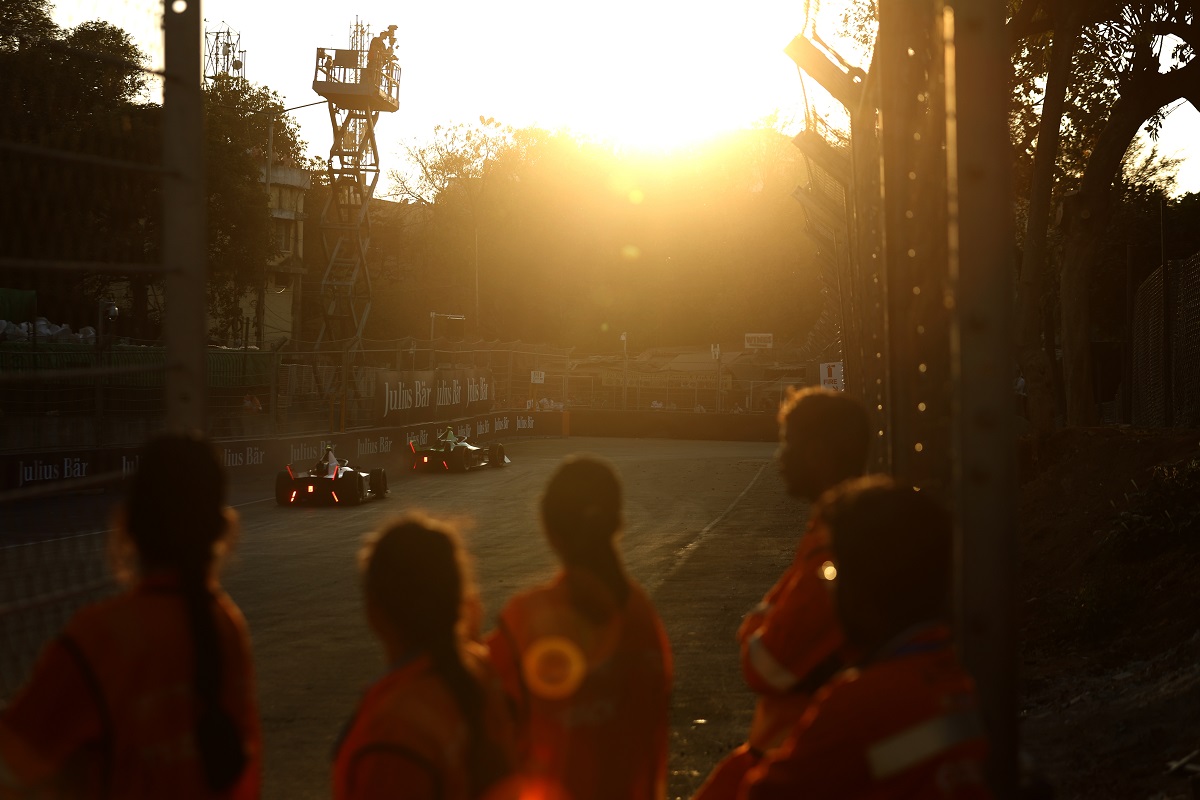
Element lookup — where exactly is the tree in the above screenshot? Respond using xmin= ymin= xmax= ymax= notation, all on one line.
xmin=203 ymin=75 xmax=307 ymax=341
xmin=1 ymin=1 xmax=315 ymax=345
xmin=1007 ymin=0 xmax=1198 ymax=427
xmin=382 ymin=120 xmax=825 ymax=349
xmin=0 ymin=3 xmax=156 ymax=333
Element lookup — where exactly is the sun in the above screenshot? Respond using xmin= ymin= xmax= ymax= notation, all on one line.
xmin=490 ymin=1 xmax=815 ymax=151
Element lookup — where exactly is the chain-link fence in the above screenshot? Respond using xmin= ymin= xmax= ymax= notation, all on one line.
xmin=1 ymin=0 xmax=207 ymax=701
xmin=1132 ymin=251 xmax=1200 ymax=427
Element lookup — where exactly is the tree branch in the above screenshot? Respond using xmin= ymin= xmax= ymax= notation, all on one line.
xmin=1007 ymin=0 xmax=1048 ymax=44
xmin=1080 ymin=56 xmax=1200 ymax=204
xmin=1143 ymin=20 xmax=1200 ymax=50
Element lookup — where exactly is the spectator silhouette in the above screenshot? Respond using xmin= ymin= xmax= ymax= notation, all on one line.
xmin=741 ymin=477 xmax=990 ymax=798
xmin=333 ymin=513 xmax=516 ymax=800
xmin=486 ymin=456 xmax=673 ymax=800
xmin=0 ymin=432 xmax=259 ymax=798
xmin=694 ymin=386 xmax=871 ymax=799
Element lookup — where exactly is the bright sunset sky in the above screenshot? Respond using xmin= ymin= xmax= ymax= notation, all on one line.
xmin=53 ymin=0 xmax=1200 ymax=194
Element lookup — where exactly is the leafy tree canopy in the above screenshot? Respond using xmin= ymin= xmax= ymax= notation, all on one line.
xmin=374 ymin=119 xmax=826 ymax=352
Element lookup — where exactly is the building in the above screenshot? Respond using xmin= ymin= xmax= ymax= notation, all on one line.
xmin=235 ymin=163 xmax=311 ymax=349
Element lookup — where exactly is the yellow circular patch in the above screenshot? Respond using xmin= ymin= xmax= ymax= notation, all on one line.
xmin=522 ymin=635 xmax=586 ymax=700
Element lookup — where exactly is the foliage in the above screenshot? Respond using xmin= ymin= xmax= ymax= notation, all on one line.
xmin=1107 ymin=457 xmax=1200 ymax=551
xmin=1000 ymin=0 xmax=1199 ymax=425
xmin=0 ymin=0 xmax=315 ymax=343
xmin=203 ymin=75 xmax=311 ymax=339
xmin=0 ymin=3 xmax=156 ymax=332
xmin=372 ymin=121 xmax=825 ymax=350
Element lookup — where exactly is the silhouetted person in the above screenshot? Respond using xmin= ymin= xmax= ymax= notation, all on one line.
xmin=694 ymin=386 xmax=871 ymax=799
xmin=333 ymin=513 xmax=516 ymax=800
xmin=0 ymin=432 xmax=260 ymax=798
xmin=486 ymin=456 xmax=673 ymax=800
xmin=741 ymin=477 xmax=991 ymax=798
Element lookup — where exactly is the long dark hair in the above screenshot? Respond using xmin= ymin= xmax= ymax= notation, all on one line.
xmin=361 ymin=514 xmax=510 ymax=798
xmin=540 ymin=455 xmax=629 ymax=621
xmin=123 ymin=432 xmax=246 ymax=791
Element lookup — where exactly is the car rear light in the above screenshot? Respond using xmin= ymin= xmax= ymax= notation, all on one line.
xmin=307 ymin=485 xmax=314 ymax=493
xmin=422 ymin=456 xmax=429 ymax=463
xmin=442 ymin=461 xmax=449 ymax=469
xmin=289 ymin=490 xmax=297 ymax=502
xmin=331 ymin=491 xmax=339 ymax=503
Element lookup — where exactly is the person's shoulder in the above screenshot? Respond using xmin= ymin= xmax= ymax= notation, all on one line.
xmin=62 ymin=593 xmax=126 ymax=634
xmin=213 ymin=590 xmax=252 ymax=633
xmin=500 ymin=579 xmax=560 ymax=613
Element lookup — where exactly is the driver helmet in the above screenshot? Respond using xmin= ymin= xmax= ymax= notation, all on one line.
xmin=325 ymin=445 xmax=334 ymax=451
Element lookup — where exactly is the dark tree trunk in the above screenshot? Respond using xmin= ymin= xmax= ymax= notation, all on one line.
xmin=1058 ymin=56 xmax=1200 ymax=425
xmin=1015 ymin=8 xmax=1078 ymax=434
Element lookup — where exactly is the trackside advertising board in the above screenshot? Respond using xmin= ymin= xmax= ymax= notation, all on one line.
xmin=0 ymin=411 xmax=563 ymax=492
xmin=376 ymin=369 xmax=494 ymax=426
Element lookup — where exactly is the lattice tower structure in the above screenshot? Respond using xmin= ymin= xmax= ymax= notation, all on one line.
xmin=311 ymin=20 xmax=400 ymax=350
xmin=204 ymin=24 xmax=246 ymax=81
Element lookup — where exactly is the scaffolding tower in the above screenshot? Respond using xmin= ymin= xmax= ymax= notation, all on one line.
xmin=311 ymin=20 xmax=400 ymax=347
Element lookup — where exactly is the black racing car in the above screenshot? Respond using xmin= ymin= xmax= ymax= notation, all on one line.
xmin=409 ymin=437 xmax=509 ymax=473
xmin=274 ymin=459 xmax=388 ymax=506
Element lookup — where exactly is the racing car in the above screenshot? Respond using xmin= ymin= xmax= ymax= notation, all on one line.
xmin=409 ymin=435 xmax=509 ymax=473
xmin=274 ymin=458 xmax=389 ymax=506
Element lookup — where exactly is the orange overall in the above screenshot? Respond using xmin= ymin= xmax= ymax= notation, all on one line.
xmin=741 ymin=627 xmax=992 ymax=800
xmin=487 ymin=570 xmax=673 ymax=800
xmin=332 ymin=646 xmax=516 ymax=800
xmin=694 ymin=523 xmax=849 ymax=800
xmin=0 ymin=574 xmax=261 ymax=799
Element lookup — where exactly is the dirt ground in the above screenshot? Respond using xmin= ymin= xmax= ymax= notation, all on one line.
xmin=632 ymin=426 xmax=1200 ymax=800
xmin=1018 ymin=427 xmax=1200 ymax=799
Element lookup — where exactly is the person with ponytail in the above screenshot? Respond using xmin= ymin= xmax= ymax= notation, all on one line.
xmin=0 ymin=432 xmax=260 ymax=799
xmin=486 ymin=455 xmax=673 ymax=800
xmin=333 ymin=513 xmax=516 ymax=800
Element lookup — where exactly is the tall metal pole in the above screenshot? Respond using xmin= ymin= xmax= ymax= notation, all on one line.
xmin=163 ymin=0 xmax=207 ymax=432
xmin=475 ymin=227 xmax=480 ymax=335
xmin=945 ymin=0 xmax=1018 ymax=793
xmin=621 ymin=333 xmax=628 ymax=411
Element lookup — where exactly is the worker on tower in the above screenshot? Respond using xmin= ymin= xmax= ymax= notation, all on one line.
xmin=693 ymin=386 xmax=871 ymax=799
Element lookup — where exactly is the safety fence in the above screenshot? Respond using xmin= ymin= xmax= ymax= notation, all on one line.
xmin=1132 ymin=251 xmax=1200 ymax=427
xmin=1 ymin=338 xmax=814 ymax=452
xmin=788 ymin=0 xmax=1017 ymax=787
xmin=1 ymin=0 xmax=209 ymax=703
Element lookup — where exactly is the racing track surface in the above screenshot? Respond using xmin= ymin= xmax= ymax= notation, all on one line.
xmin=44 ymin=436 xmax=805 ymax=799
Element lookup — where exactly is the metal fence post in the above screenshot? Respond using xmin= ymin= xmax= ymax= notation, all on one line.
xmin=162 ymin=0 xmax=207 ymax=431
xmin=945 ymin=0 xmax=1018 ymax=793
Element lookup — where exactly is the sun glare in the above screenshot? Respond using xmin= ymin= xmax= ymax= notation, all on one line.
xmin=498 ymin=1 xmax=816 ymax=152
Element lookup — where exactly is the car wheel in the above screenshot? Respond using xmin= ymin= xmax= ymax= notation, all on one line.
xmin=275 ymin=471 xmax=293 ymax=506
xmin=488 ymin=443 xmax=506 ymax=467
xmin=450 ymin=447 xmax=468 ymax=473
xmin=370 ymin=468 xmax=389 ymax=496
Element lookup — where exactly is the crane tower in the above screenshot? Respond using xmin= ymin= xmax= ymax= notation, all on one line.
xmin=311 ymin=20 xmax=400 ymax=346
